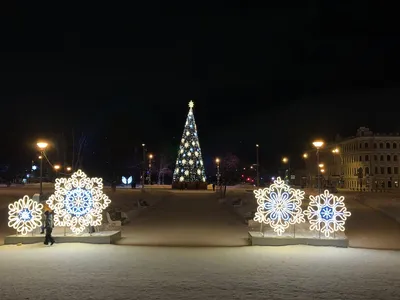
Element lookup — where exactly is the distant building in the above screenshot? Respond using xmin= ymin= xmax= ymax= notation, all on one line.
xmin=304 ymin=127 xmax=400 ymax=190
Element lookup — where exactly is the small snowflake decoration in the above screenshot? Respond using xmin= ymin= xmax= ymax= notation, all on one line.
xmin=253 ymin=177 xmax=305 ymax=236
xmin=47 ymin=169 xmax=111 ymax=234
xmin=304 ymin=190 xmax=351 ymax=238
xmin=8 ymin=195 xmax=43 ymax=235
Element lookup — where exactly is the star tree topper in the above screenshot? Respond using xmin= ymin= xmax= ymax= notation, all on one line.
xmin=188 ymin=100 xmax=194 ymax=108
xmin=253 ymin=177 xmax=305 ymax=236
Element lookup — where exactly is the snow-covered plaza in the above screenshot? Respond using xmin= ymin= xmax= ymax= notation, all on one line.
xmin=1 ymin=186 xmax=400 ymax=299
xmin=1 ymin=243 xmax=399 ymax=299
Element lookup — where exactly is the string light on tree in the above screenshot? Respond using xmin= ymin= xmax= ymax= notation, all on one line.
xmin=253 ymin=177 xmax=305 ymax=236
xmin=8 ymin=195 xmax=43 ymax=235
xmin=173 ymin=100 xmax=206 ymax=183
xmin=304 ymin=190 xmax=351 ymax=238
xmin=47 ymin=169 xmax=111 ymax=234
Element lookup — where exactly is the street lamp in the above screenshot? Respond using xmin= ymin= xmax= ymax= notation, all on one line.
xmin=54 ymin=164 xmax=60 ymax=178
xmin=332 ymin=147 xmax=343 ymax=188
xmin=282 ymin=157 xmax=291 ymax=185
xmin=66 ymin=167 xmax=72 ymax=172
xmin=256 ymin=144 xmax=260 ymax=187
xmin=148 ymin=154 xmax=153 ymax=185
xmin=37 ymin=141 xmax=48 ymax=196
xmin=319 ymin=163 xmax=324 ymax=168
xmin=215 ymin=158 xmax=220 ymax=189
xmin=303 ymin=153 xmax=308 ymax=159
xmin=312 ymin=140 xmax=324 ymax=193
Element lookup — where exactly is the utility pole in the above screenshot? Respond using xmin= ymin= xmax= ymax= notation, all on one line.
xmin=256 ymin=144 xmax=260 ymax=187
xmin=141 ymin=144 xmax=146 ymax=189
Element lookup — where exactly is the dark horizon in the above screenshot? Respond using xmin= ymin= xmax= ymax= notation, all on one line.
xmin=1 ymin=3 xmax=399 ymax=178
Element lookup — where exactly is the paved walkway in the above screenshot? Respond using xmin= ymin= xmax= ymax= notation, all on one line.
xmin=118 ymin=192 xmax=249 ymax=246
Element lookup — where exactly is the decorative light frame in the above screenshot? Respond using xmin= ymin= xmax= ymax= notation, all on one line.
xmin=253 ymin=177 xmax=305 ymax=236
xmin=8 ymin=195 xmax=43 ymax=235
xmin=47 ymin=169 xmax=111 ymax=234
xmin=122 ymin=176 xmax=132 ymax=185
xmin=304 ymin=190 xmax=351 ymax=238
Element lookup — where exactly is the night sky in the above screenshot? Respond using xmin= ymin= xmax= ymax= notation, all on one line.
xmin=1 ymin=3 xmax=399 ymax=178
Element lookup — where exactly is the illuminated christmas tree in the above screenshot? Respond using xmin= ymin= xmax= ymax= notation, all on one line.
xmin=172 ymin=100 xmax=206 ymax=187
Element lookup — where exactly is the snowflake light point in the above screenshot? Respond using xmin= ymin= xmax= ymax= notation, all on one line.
xmin=8 ymin=195 xmax=43 ymax=235
xmin=253 ymin=177 xmax=305 ymax=236
xmin=304 ymin=190 xmax=351 ymax=238
xmin=47 ymin=169 xmax=111 ymax=234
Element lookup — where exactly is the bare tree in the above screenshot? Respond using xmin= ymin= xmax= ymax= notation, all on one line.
xmin=220 ymin=153 xmax=240 ymax=197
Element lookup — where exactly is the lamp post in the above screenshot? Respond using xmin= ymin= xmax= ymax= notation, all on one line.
xmin=256 ymin=144 xmax=260 ymax=187
xmin=148 ymin=154 xmax=153 ymax=185
xmin=332 ymin=148 xmax=343 ymax=188
xmin=54 ymin=165 xmax=60 ymax=178
xmin=141 ymin=144 xmax=146 ymax=189
xmin=312 ymin=140 xmax=324 ymax=193
xmin=302 ymin=153 xmax=309 ymax=187
xmin=37 ymin=142 xmax=48 ymax=196
xmin=215 ymin=158 xmax=220 ymax=189
xmin=282 ymin=157 xmax=290 ymax=185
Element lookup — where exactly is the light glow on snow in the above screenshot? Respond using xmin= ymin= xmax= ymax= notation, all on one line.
xmin=8 ymin=195 xmax=43 ymax=235
xmin=253 ymin=177 xmax=305 ymax=235
xmin=304 ymin=190 xmax=351 ymax=238
xmin=47 ymin=169 xmax=111 ymax=234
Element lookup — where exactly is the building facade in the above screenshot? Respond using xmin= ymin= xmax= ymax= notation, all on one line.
xmin=304 ymin=127 xmax=400 ymax=190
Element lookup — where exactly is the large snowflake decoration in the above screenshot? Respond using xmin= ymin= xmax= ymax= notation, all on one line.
xmin=304 ymin=190 xmax=351 ymax=238
xmin=253 ymin=177 xmax=305 ymax=236
xmin=8 ymin=195 xmax=43 ymax=235
xmin=47 ymin=169 xmax=111 ymax=234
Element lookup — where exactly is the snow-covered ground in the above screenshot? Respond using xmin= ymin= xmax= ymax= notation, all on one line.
xmin=0 ymin=243 xmax=399 ymax=299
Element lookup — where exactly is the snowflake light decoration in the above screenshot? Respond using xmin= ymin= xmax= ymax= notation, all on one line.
xmin=47 ymin=169 xmax=111 ymax=234
xmin=8 ymin=195 xmax=43 ymax=235
xmin=253 ymin=177 xmax=305 ymax=236
xmin=304 ymin=190 xmax=351 ymax=238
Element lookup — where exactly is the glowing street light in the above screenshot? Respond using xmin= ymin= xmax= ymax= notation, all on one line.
xmin=332 ymin=148 xmax=340 ymax=154
xmin=66 ymin=167 xmax=72 ymax=172
xmin=320 ymin=169 xmax=325 ymax=173
xmin=37 ymin=142 xmax=48 ymax=150
xmin=303 ymin=153 xmax=308 ymax=159
xmin=36 ymin=141 xmax=49 ymax=196
xmin=312 ymin=140 xmax=324 ymax=149
xmin=54 ymin=165 xmax=60 ymax=170
xmin=319 ymin=163 xmax=324 ymax=168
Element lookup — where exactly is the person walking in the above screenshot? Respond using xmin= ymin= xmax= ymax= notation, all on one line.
xmin=44 ymin=210 xmax=55 ymax=246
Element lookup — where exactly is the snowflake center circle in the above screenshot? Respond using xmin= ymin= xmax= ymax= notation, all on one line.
xmin=19 ymin=208 xmax=32 ymax=221
xmin=320 ymin=206 xmax=334 ymax=221
xmin=65 ymin=188 xmax=94 ymax=217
